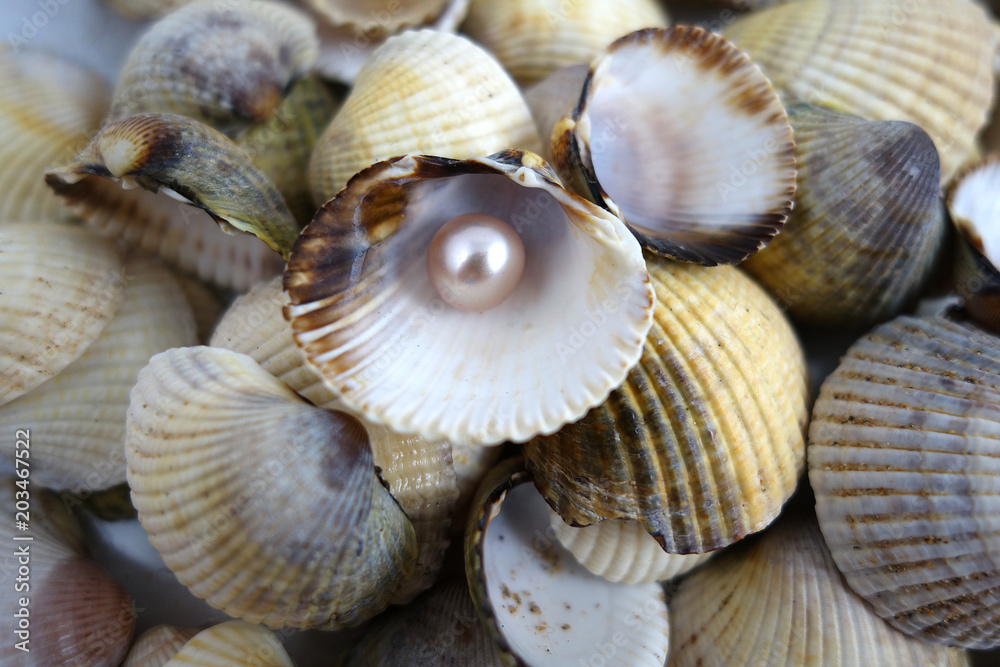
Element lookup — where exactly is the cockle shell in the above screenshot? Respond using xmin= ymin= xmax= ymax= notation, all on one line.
xmin=465 ymin=458 xmax=672 ymax=666
xmin=551 ymin=515 xmax=714 ymax=584
xmin=0 ymin=255 xmax=196 ymax=491
xmin=724 ymin=0 xmax=1000 ymax=184
xmin=526 ymin=255 xmax=809 ymax=554
xmin=126 ymin=346 xmax=418 ymax=629
xmin=809 ymin=316 xmax=1000 ymax=648
xmin=305 ymin=0 xmax=457 ymax=35
xmin=551 ymin=26 xmax=796 ymax=265
xmin=0 ymin=484 xmax=135 ymax=666
xmin=101 ymin=0 xmax=197 ymax=20
xmin=308 ymin=29 xmax=542 ymax=204
xmin=743 ymin=103 xmax=947 ymax=329
xmin=163 ymin=621 xmax=293 ymax=666
xmin=0 ymin=48 xmax=108 ymax=223
xmin=668 ymin=511 xmax=970 ymax=666
xmin=461 ymin=0 xmax=669 ymax=86
xmin=109 ymin=0 xmax=318 ymax=135
xmin=123 ymin=625 xmax=198 ymax=667
xmin=209 ymin=275 xmax=460 ymax=604
xmin=288 ymin=151 xmax=654 ymax=446
xmin=948 ymin=154 xmax=1000 ymax=333
xmin=45 ymin=113 xmax=294 ymax=291
xmin=0 ymin=223 xmax=124 ymax=406
xmin=344 ymin=580 xmax=506 ymax=666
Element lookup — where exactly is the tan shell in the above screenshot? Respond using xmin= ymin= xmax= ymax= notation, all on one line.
xmin=126 ymin=346 xmax=418 ymax=629
xmin=552 ymin=514 xmax=714 ymax=584
xmin=743 ymin=103 xmax=947 ymax=329
xmin=209 ymin=275 xmax=459 ymax=603
xmin=668 ymin=512 xmax=970 ymax=666
xmin=308 ymin=29 xmax=542 ymax=205
xmin=163 ymin=621 xmax=293 ymax=666
xmin=526 ymin=255 xmax=809 ymax=554
xmin=343 ymin=580 xmax=506 ymax=666
xmin=809 ymin=315 xmax=1000 ymax=648
xmin=101 ymin=0 xmax=197 ymax=20
xmin=0 ymin=484 xmax=135 ymax=666
xmin=123 ymin=625 xmax=198 ymax=667
xmin=461 ymin=0 xmax=669 ymax=86
xmin=288 ymin=151 xmax=654 ymax=447
xmin=0 ymin=223 xmax=124 ymax=407
xmin=305 ymin=0 xmax=453 ymax=34
xmin=0 ymin=255 xmax=197 ymax=492
xmin=551 ymin=26 xmax=796 ymax=265
xmin=0 ymin=48 xmax=109 ymax=223
xmin=110 ymin=0 xmax=318 ymax=135
xmin=724 ymin=0 xmax=1000 ymax=184
xmin=44 ymin=113 xmax=294 ymax=291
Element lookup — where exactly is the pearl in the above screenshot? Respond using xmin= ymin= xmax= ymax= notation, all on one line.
xmin=426 ymin=213 xmax=526 ymax=313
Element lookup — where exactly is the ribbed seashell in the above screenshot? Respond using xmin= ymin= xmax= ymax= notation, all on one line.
xmin=524 ymin=64 xmax=589 ymax=165
xmin=551 ymin=26 xmax=796 ymax=265
xmin=743 ymin=103 xmax=947 ymax=329
xmin=465 ymin=458 xmax=671 ymax=666
xmin=305 ymin=0 xmax=455 ymax=35
xmin=44 ymin=113 xmax=296 ymax=290
xmin=237 ymin=73 xmax=341 ymax=225
xmin=552 ymin=514 xmax=714 ymax=584
xmin=288 ymin=151 xmax=654 ymax=446
xmin=949 ymin=154 xmax=1000 ymax=333
xmin=109 ymin=0 xmax=318 ymax=135
xmin=123 ymin=625 xmax=198 ymax=667
xmin=163 ymin=621 xmax=293 ymax=666
xmin=101 ymin=0 xmax=196 ymax=20
xmin=526 ymin=255 xmax=809 ymax=554
xmin=308 ymin=29 xmax=542 ymax=204
xmin=0 ymin=484 xmax=135 ymax=666
xmin=724 ymin=0 xmax=1000 ymax=184
xmin=462 ymin=0 xmax=668 ymax=87
xmin=809 ymin=316 xmax=1000 ymax=648
xmin=126 ymin=346 xmax=418 ymax=629
xmin=209 ymin=275 xmax=459 ymax=603
xmin=668 ymin=511 xmax=970 ymax=666
xmin=344 ymin=580 xmax=506 ymax=666
xmin=174 ymin=274 xmax=223 ymax=344
xmin=0 ymin=48 xmax=108 ymax=223
xmin=0 ymin=223 xmax=124 ymax=406
xmin=0 ymin=255 xmax=196 ymax=491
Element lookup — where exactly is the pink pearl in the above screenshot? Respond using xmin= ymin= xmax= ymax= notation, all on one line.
xmin=426 ymin=213 xmax=526 ymax=313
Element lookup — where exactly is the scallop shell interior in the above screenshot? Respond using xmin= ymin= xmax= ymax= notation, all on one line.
xmin=287 ymin=152 xmax=653 ymax=446
xmin=949 ymin=154 xmax=1000 ymax=270
xmin=554 ymin=26 xmax=796 ymax=265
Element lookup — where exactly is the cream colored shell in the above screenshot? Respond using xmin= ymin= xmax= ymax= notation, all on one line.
xmin=163 ymin=621 xmax=293 ymax=667
xmin=123 ymin=625 xmax=198 ymax=667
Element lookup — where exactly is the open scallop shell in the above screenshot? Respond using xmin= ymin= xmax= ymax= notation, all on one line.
xmin=949 ymin=154 xmax=1000 ymax=333
xmin=743 ymin=103 xmax=947 ymax=329
xmin=724 ymin=0 xmax=1000 ymax=184
xmin=551 ymin=26 xmax=796 ymax=265
xmin=0 ymin=255 xmax=196 ymax=491
xmin=44 ymin=113 xmax=293 ymax=291
xmin=0 ymin=223 xmax=124 ymax=406
xmin=123 ymin=625 xmax=198 ymax=667
xmin=125 ymin=346 xmax=418 ymax=629
xmin=461 ymin=0 xmax=669 ymax=86
xmin=809 ymin=315 xmax=1000 ymax=648
xmin=109 ymin=0 xmax=318 ymax=135
xmin=0 ymin=48 xmax=109 ymax=223
xmin=552 ymin=515 xmax=714 ymax=584
xmin=210 ymin=275 xmax=460 ymax=603
xmin=526 ymin=255 xmax=809 ymax=554
xmin=308 ymin=29 xmax=542 ymax=204
xmin=465 ymin=458 xmax=671 ymax=666
xmin=344 ymin=580 xmax=506 ymax=666
xmin=287 ymin=151 xmax=654 ymax=447
xmin=669 ymin=511 xmax=970 ymax=666
xmin=0 ymin=484 xmax=135 ymax=666
xmin=524 ymin=64 xmax=589 ymax=165
xmin=162 ymin=621 xmax=293 ymax=667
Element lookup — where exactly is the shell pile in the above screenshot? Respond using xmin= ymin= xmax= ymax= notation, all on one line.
xmin=3 ymin=0 xmax=1000 ymax=663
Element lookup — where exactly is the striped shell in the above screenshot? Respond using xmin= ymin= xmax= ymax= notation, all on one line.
xmin=526 ymin=255 xmax=809 ymax=554
xmin=162 ymin=621 xmax=293 ymax=666
xmin=809 ymin=316 xmax=1000 ymax=648
xmin=123 ymin=625 xmax=198 ymax=667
